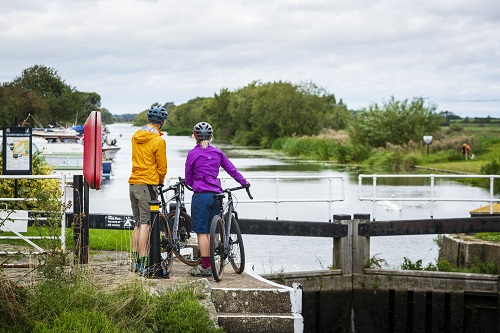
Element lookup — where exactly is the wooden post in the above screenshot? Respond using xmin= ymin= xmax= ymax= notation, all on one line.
xmin=352 ymin=214 xmax=370 ymax=274
xmin=333 ymin=214 xmax=351 ymax=273
xmin=82 ymin=179 xmax=89 ymax=264
xmin=73 ymin=175 xmax=84 ymax=264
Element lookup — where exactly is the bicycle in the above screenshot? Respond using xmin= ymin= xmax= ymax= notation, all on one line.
xmin=210 ymin=184 xmax=253 ymax=282
xmin=158 ymin=177 xmax=201 ymax=272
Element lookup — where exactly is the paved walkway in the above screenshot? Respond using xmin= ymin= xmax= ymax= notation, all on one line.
xmin=0 ymin=247 xmax=277 ymax=291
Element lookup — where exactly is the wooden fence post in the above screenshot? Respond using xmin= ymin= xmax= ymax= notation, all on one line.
xmin=333 ymin=214 xmax=351 ymax=273
xmin=352 ymin=213 xmax=370 ymax=274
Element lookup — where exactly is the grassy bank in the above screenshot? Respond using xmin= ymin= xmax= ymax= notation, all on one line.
xmin=0 ymin=227 xmax=132 ymax=252
xmin=272 ymin=123 xmax=500 ymax=175
xmin=0 ymin=270 xmax=222 ymax=333
xmin=0 ymin=226 xmax=223 ymax=332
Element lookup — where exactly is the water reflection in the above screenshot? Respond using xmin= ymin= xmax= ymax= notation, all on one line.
xmin=87 ymin=124 xmax=497 ymax=274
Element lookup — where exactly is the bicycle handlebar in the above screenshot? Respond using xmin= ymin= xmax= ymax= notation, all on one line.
xmin=158 ymin=177 xmax=193 ymax=193
xmin=224 ymin=184 xmax=253 ymax=200
xmin=183 ymin=180 xmax=193 ymax=192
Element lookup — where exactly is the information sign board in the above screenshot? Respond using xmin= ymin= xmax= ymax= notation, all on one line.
xmin=2 ymin=127 xmax=32 ymax=175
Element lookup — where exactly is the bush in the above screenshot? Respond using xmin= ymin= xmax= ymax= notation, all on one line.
xmin=365 ymin=150 xmax=417 ymax=172
xmin=272 ymin=137 xmax=338 ymax=160
xmin=419 ymin=149 xmax=464 ymax=163
xmin=233 ymin=130 xmax=261 ymax=146
xmin=401 ymin=257 xmax=437 ymax=271
xmin=480 ymin=159 xmax=500 ymax=193
xmin=481 ymin=158 xmax=500 ymax=175
xmin=336 ymin=144 xmax=371 ymax=164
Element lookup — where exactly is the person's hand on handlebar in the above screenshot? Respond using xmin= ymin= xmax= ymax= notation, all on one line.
xmin=245 ymin=182 xmax=253 ymax=200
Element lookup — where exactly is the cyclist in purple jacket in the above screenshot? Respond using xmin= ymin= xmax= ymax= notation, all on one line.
xmin=185 ymin=122 xmax=250 ymax=277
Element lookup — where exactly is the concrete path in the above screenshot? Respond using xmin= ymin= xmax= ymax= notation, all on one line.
xmin=0 ymin=249 xmax=278 ymax=291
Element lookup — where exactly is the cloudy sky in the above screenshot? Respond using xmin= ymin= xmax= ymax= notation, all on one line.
xmin=1 ymin=0 xmax=499 ymax=117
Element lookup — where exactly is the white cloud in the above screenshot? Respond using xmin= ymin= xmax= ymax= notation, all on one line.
xmin=1 ymin=0 xmax=499 ymax=117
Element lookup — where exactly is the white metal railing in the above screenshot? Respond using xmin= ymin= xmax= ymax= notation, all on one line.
xmin=0 ymin=174 xmax=67 ymax=254
xmin=358 ymin=174 xmax=500 ymax=220
xmin=168 ymin=175 xmax=346 ymax=221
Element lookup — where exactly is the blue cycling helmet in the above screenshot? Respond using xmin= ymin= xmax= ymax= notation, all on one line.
xmin=148 ymin=106 xmax=168 ymax=123
xmin=193 ymin=122 xmax=213 ymax=141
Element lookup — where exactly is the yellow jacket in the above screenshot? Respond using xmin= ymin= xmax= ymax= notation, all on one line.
xmin=128 ymin=124 xmax=167 ymax=185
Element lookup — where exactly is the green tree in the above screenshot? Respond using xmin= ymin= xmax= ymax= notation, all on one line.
xmin=100 ymin=107 xmax=113 ymax=124
xmin=348 ymin=97 xmax=443 ymax=148
xmin=204 ymin=88 xmax=233 ymax=139
xmin=0 ymin=65 xmax=103 ymax=127
xmin=73 ymin=92 xmax=102 ymax=125
xmin=323 ymin=94 xmax=351 ymax=130
xmin=0 ymin=84 xmax=50 ymax=127
xmin=7 ymin=65 xmax=71 ymax=126
xmin=250 ymin=81 xmax=326 ymax=146
xmin=229 ymin=82 xmax=260 ymax=145
xmin=167 ymin=97 xmax=208 ymax=130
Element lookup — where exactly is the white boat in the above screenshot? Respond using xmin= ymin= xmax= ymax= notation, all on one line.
xmin=102 ymin=134 xmax=121 ymax=161
xmin=31 ymin=128 xmax=114 ymax=179
xmin=32 ymin=128 xmax=84 ymax=171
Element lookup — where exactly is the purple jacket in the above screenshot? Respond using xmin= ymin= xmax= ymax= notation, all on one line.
xmin=185 ymin=144 xmax=248 ymax=193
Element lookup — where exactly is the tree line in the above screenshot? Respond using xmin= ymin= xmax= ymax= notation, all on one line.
xmin=0 ymin=65 xmax=113 ymax=127
xmin=163 ymin=81 xmax=443 ymax=149
xmin=2 ymin=65 xmax=445 ymax=151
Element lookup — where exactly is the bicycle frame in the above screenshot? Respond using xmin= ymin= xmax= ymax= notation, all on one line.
xmin=159 ymin=180 xmax=186 ymax=245
xmin=216 ymin=185 xmax=252 ymax=255
xmin=221 ymin=191 xmax=236 ymax=253
xmin=210 ymin=184 xmax=252 ymax=281
xmin=158 ymin=178 xmax=200 ymax=266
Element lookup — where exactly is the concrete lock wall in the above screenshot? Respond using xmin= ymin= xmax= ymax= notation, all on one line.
xmin=262 ymin=215 xmax=500 ymax=332
xmin=265 ymin=269 xmax=500 ymax=332
xmin=439 ymin=234 xmax=500 ymax=269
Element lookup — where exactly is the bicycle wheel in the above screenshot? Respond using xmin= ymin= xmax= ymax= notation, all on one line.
xmin=226 ymin=213 xmax=245 ymax=274
xmin=210 ymin=215 xmax=225 ymax=282
xmin=158 ymin=213 xmax=173 ymax=275
xmin=167 ymin=211 xmax=201 ymax=266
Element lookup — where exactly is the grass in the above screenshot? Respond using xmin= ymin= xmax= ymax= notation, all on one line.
xmin=1 ymin=227 xmax=133 ymax=252
xmin=0 ymin=270 xmax=223 ymax=333
xmin=1 ymin=226 xmax=223 ymax=332
xmin=475 ymin=232 xmax=500 ymax=242
xmin=418 ymin=160 xmax=484 ymax=174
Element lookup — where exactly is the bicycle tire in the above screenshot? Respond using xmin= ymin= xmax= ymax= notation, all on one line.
xmin=167 ymin=211 xmax=201 ymax=266
xmin=210 ymin=215 xmax=225 ymax=282
xmin=158 ymin=213 xmax=173 ymax=275
xmin=225 ymin=213 xmax=245 ymax=274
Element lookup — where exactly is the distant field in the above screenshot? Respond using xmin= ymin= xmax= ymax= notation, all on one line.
xmin=448 ymin=121 xmax=500 ymax=138
xmin=418 ymin=160 xmax=483 ymax=174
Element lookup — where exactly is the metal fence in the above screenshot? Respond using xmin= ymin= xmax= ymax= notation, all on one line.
xmin=0 ymin=174 xmax=67 ymax=254
xmin=358 ymin=174 xmax=500 ymax=220
xmin=168 ymin=175 xmax=346 ymax=221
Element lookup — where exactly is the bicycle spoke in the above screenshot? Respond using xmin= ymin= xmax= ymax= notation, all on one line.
xmin=159 ymin=213 xmax=173 ymax=275
xmin=168 ymin=211 xmax=201 ymax=266
xmin=226 ymin=214 xmax=245 ymax=274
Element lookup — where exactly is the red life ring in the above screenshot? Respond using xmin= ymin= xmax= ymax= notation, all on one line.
xmin=83 ymin=111 xmax=102 ymax=189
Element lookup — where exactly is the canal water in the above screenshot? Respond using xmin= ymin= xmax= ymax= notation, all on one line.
xmin=82 ymin=123 xmax=495 ymax=274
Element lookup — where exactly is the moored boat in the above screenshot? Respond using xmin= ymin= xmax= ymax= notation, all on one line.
xmin=102 ymin=133 xmax=121 ymax=161
xmin=31 ymin=127 xmax=114 ymax=179
xmin=31 ymin=128 xmax=84 ymax=172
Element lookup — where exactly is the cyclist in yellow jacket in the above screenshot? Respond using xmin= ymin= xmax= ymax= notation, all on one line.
xmin=129 ymin=105 xmax=168 ymax=275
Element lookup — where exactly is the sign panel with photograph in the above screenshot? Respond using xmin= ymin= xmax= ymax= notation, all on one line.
xmin=2 ymin=127 xmax=32 ymax=175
